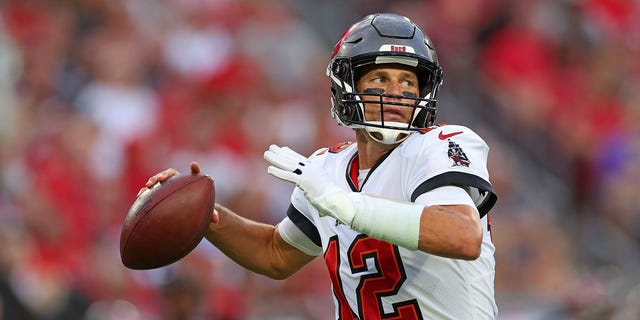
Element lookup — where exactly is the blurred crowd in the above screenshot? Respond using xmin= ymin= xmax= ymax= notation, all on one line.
xmin=0 ymin=0 xmax=638 ymax=319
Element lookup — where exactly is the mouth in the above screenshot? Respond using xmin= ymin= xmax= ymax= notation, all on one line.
xmin=381 ymin=108 xmax=407 ymax=122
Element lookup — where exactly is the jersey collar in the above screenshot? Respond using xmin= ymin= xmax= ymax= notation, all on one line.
xmin=345 ymin=149 xmax=395 ymax=191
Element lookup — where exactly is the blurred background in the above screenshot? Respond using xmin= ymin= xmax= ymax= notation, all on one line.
xmin=0 ymin=0 xmax=639 ymax=319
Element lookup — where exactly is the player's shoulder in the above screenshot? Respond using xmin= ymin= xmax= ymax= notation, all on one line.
xmin=398 ymin=123 xmax=489 ymax=161
xmin=309 ymin=141 xmax=357 ymax=159
xmin=409 ymin=123 xmax=488 ymax=146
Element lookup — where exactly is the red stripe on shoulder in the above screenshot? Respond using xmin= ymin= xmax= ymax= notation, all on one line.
xmin=328 ymin=141 xmax=355 ymax=153
xmin=418 ymin=123 xmax=447 ymax=134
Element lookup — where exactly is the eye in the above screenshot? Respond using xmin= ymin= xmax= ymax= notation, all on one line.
xmin=401 ymin=79 xmax=416 ymax=88
xmin=370 ymin=77 xmax=386 ymax=84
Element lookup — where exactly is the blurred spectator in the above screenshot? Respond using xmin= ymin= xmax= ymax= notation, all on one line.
xmin=73 ymin=1 xmax=160 ymax=181
xmin=0 ymin=0 xmax=639 ymax=319
xmin=160 ymin=276 xmax=208 ymax=320
xmin=0 ymin=15 xmax=20 ymax=145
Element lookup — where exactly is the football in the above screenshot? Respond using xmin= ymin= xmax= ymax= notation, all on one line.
xmin=120 ymin=174 xmax=215 ymax=270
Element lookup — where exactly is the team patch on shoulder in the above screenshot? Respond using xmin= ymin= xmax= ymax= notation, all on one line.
xmin=447 ymin=140 xmax=471 ymax=167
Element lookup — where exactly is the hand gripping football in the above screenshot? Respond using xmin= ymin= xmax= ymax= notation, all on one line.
xmin=120 ymin=174 xmax=215 ymax=270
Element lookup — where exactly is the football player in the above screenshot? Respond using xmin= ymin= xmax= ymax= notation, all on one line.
xmin=141 ymin=13 xmax=498 ymax=319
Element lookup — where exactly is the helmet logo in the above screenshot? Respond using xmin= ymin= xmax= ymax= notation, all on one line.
xmin=379 ymin=44 xmax=415 ymax=53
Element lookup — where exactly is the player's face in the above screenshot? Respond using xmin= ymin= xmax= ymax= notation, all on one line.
xmin=356 ymin=65 xmax=420 ymax=124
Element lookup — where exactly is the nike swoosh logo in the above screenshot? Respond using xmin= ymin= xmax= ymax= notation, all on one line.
xmin=438 ymin=130 xmax=463 ymax=140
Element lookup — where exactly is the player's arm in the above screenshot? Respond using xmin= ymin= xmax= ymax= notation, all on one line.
xmin=412 ymin=184 xmax=486 ymax=259
xmin=264 ymin=145 xmax=484 ymax=259
xmin=205 ymin=203 xmax=315 ymax=279
xmin=417 ymin=204 xmax=481 ymax=259
xmin=141 ymin=162 xmax=315 ymax=280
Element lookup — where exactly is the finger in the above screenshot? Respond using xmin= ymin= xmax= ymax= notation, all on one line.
xmin=268 ymin=144 xmax=282 ymax=152
xmin=272 ymin=145 xmax=307 ymax=164
xmin=264 ymin=150 xmax=300 ymax=172
xmin=267 ymin=165 xmax=301 ymax=184
xmin=137 ymin=182 xmax=160 ymax=197
xmin=212 ymin=203 xmax=226 ymax=224
xmin=268 ymin=145 xmax=306 ymax=164
xmin=280 ymin=146 xmax=307 ymax=163
xmin=145 ymin=168 xmax=179 ymax=187
xmin=160 ymin=169 xmax=179 ymax=181
xmin=211 ymin=208 xmax=219 ymax=224
xmin=145 ymin=176 xmax=156 ymax=188
xmin=190 ymin=162 xmax=201 ymax=174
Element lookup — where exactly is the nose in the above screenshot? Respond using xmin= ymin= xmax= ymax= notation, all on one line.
xmin=386 ymin=81 xmax=403 ymax=96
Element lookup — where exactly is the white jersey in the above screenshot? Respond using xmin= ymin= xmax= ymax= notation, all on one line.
xmin=278 ymin=125 xmax=498 ymax=320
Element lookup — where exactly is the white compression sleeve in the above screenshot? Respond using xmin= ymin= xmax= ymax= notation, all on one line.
xmin=349 ymin=194 xmax=423 ymax=250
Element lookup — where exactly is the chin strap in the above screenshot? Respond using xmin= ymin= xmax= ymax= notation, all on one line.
xmin=365 ymin=122 xmax=413 ymax=144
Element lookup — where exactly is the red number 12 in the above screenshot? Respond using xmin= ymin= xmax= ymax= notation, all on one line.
xmin=325 ymin=235 xmax=422 ymax=319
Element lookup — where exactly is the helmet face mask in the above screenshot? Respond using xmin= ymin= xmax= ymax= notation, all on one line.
xmin=327 ymin=13 xmax=443 ymax=144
